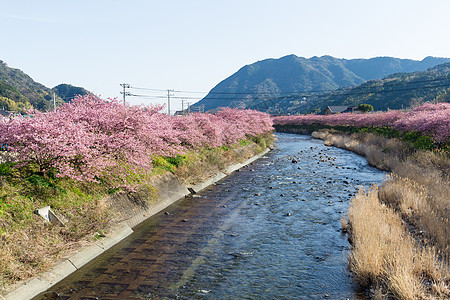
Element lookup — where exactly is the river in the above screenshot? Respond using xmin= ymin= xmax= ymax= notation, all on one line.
xmin=35 ymin=133 xmax=386 ymax=299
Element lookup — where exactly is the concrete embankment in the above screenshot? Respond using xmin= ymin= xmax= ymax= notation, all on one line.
xmin=1 ymin=148 xmax=270 ymax=300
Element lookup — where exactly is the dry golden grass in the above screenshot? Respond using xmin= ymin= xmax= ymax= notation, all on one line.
xmin=0 ymin=198 xmax=111 ymax=290
xmin=348 ymin=187 xmax=449 ymax=299
xmin=339 ymin=215 xmax=349 ymax=233
xmin=379 ymin=175 xmax=450 ymax=255
xmin=314 ymin=130 xmax=404 ymax=170
xmin=314 ymin=129 xmax=450 ymax=299
xmin=347 ymin=188 xmax=386 ymax=286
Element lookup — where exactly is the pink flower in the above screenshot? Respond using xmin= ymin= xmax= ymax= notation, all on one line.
xmin=273 ymin=103 xmax=449 ymax=143
xmin=0 ymin=95 xmax=274 ymax=186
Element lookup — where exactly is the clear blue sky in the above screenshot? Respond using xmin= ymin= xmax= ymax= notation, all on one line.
xmin=1 ymin=0 xmax=449 ymax=112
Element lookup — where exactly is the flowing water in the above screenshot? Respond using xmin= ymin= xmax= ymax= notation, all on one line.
xmin=35 ymin=133 xmax=387 ymax=299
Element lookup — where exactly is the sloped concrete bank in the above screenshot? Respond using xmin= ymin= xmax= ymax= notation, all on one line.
xmin=1 ymin=148 xmax=270 ymax=300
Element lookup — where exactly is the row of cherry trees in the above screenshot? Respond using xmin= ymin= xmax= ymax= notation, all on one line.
xmin=274 ymin=103 xmax=450 ymax=144
xmin=0 ymin=95 xmax=273 ymax=182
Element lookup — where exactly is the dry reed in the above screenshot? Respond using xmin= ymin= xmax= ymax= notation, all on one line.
xmin=314 ymin=129 xmax=450 ymax=299
xmin=348 ymin=187 xmax=449 ymax=299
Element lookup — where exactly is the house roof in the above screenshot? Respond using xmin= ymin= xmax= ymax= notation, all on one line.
xmin=326 ymin=106 xmax=351 ymax=113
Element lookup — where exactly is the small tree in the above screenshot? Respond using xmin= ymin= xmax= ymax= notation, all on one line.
xmin=357 ymin=104 xmax=374 ymax=113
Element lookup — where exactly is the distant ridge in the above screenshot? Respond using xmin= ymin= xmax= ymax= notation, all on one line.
xmin=52 ymin=83 xmax=90 ymax=102
xmin=293 ymin=62 xmax=450 ymax=113
xmin=0 ymin=60 xmax=90 ymax=112
xmin=191 ymin=55 xmax=450 ymax=112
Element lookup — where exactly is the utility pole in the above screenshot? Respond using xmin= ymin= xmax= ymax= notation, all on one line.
xmin=181 ymin=100 xmax=186 ymax=115
xmin=53 ymin=92 xmax=56 ymax=112
xmin=167 ymin=89 xmax=174 ymax=115
xmin=120 ymin=83 xmax=131 ymax=105
xmin=187 ymin=102 xmax=191 ymax=114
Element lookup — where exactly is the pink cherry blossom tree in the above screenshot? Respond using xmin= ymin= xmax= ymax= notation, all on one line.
xmin=273 ymin=103 xmax=449 ymax=144
xmin=0 ymin=94 xmax=274 ymax=185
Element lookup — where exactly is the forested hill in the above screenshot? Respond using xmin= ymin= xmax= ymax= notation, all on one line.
xmin=0 ymin=60 xmax=88 ymax=112
xmin=52 ymin=84 xmax=90 ymax=103
xmin=251 ymin=62 xmax=450 ymax=114
xmin=191 ymin=55 xmax=450 ymax=112
xmin=304 ymin=63 xmax=450 ymax=113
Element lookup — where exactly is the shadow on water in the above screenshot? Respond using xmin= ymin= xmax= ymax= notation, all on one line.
xmin=34 ymin=133 xmax=386 ymax=299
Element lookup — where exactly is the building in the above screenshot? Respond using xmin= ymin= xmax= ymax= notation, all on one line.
xmin=323 ymin=106 xmax=355 ymax=115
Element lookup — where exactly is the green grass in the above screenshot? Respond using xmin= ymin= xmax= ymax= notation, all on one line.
xmin=152 ymin=155 xmax=187 ymax=173
xmin=0 ymin=162 xmax=14 ymax=176
xmin=252 ymin=135 xmax=267 ymax=149
xmin=0 ymin=162 xmax=107 ymax=232
xmin=238 ymin=139 xmax=252 ymax=146
xmin=164 ymin=155 xmax=186 ymax=167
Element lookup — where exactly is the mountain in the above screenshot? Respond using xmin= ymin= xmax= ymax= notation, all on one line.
xmin=246 ymin=62 xmax=450 ymax=114
xmin=0 ymin=60 xmax=62 ymax=111
xmin=0 ymin=80 xmax=31 ymax=112
xmin=52 ymin=83 xmax=90 ymax=102
xmin=342 ymin=56 xmax=450 ymax=81
xmin=0 ymin=60 xmax=89 ymax=112
xmin=295 ymin=63 xmax=450 ymax=113
xmin=192 ymin=55 xmax=450 ymax=112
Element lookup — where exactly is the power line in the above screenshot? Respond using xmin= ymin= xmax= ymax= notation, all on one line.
xmin=325 ymin=82 xmax=450 ymax=97
xmin=127 ymin=82 xmax=450 ymax=102
xmin=121 ymin=75 xmax=450 ymax=113
xmin=127 ymin=74 xmax=450 ymax=97
xmin=127 ymin=93 xmax=167 ymax=99
xmin=129 ymin=86 xmax=167 ymax=92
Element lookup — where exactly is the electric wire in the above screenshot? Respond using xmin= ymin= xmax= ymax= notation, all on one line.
xmin=126 ymin=80 xmax=450 ymax=102
xmin=127 ymin=74 xmax=450 ymax=97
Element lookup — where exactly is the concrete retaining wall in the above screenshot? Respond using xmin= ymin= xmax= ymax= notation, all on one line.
xmin=1 ymin=148 xmax=270 ymax=300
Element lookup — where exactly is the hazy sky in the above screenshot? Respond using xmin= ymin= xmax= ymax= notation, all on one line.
xmin=1 ymin=0 xmax=449 ymax=112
